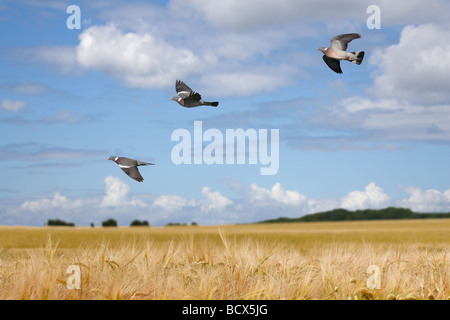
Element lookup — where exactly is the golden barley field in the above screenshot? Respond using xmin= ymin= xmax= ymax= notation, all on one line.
xmin=0 ymin=219 xmax=449 ymax=300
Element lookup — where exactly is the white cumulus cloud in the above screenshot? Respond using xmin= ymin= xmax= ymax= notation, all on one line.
xmin=76 ymin=23 xmax=200 ymax=89
xmin=21 ymin=191 xmax=83 ymax=212
xmin=340 ymin=182 xmax=392 ymax=211
xmin=100 ymin=176 xmax=147 ymax=207
xmin=152 ymin=186 xmax=232 ymax=213
xmin=199 ymin=186 xmax=233 ymax=212
xmin=400 ymin=185 xmax=450 ymax=212
xmin=152 ymin=195 xmax=196 ymax=213
xmin=369 ymin=24 xmax=450 ymax=105
xmin=248 ymin=182 xmax=306 ymax=206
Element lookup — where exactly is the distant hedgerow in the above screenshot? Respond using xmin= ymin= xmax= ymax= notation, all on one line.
xmin=46 ymin=219 xmax=75 ymax=227
xmin=130 ymin=220 xmax=150 ymax=227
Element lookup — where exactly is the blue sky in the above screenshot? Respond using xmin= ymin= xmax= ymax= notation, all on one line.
xmin=1 ymin=0 xmax=449 ymax=226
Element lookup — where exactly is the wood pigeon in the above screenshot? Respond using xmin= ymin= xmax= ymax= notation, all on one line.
xmin=108 ymin=156 xmax=154 ymax=182
xmin=171 ymin=80 xmax=219 ymax=108
xmin=317 ymin=33 xmax=365 ymax=74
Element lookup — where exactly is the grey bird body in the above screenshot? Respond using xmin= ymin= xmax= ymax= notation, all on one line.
xmin=108 ymin=156 xmax=154 ymax=182
xmin=171 ymin=80 xmax=219 ymax=108
xmin=318 ymin=33 xmax=365 ymax=74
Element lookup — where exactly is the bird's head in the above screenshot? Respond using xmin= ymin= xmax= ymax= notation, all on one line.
xmin=317 ymin=46 xmax=327 ymax=53
xmin=108 ymin=156 xmax=117 ymax=161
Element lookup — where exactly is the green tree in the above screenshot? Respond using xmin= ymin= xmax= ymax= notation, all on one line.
xmin=102 ymin=218 xmax=118 ymax=227
xmin=130 ymin=219 xmax=150 ymax=227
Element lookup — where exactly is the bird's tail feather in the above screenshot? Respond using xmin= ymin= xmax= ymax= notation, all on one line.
xmin=204 ymin=101 xmax=219 ymax=107
xmin=137 ymin=161 xmax=155 ymax=166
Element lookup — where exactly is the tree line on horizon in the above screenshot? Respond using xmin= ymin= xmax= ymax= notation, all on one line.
xmin=45 ymin=207 xmax=450 ymax=227
xmin=45 ymin=218 xmax=198 ymax=227
xmin=257 ymin=207 xmax=450 ymax=224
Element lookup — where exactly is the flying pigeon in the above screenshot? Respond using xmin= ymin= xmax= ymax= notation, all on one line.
xmin=108 ymin=156 xmax=154 ymax=182
xmin=171 ymin=80 xmax=219 ymax=108
xmin=317 ymin=33 xmax=365 ymax=74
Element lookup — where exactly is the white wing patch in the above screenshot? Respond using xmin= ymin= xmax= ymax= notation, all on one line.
xmin=119 ymin=164 xmax=132 ymax=169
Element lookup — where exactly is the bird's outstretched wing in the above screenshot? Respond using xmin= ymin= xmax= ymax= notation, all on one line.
xmin=120 ymin=166 xmax=144 ymax=182
xmin=330 ymin=33 xmax=361 ymax=51
xmin=176 ymin=80 xmax=195 ymax=99
xmin=323 ymin=55 xmax=343 ymax=74
xmin=183 ymin=92 xmax=202 ymax=104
